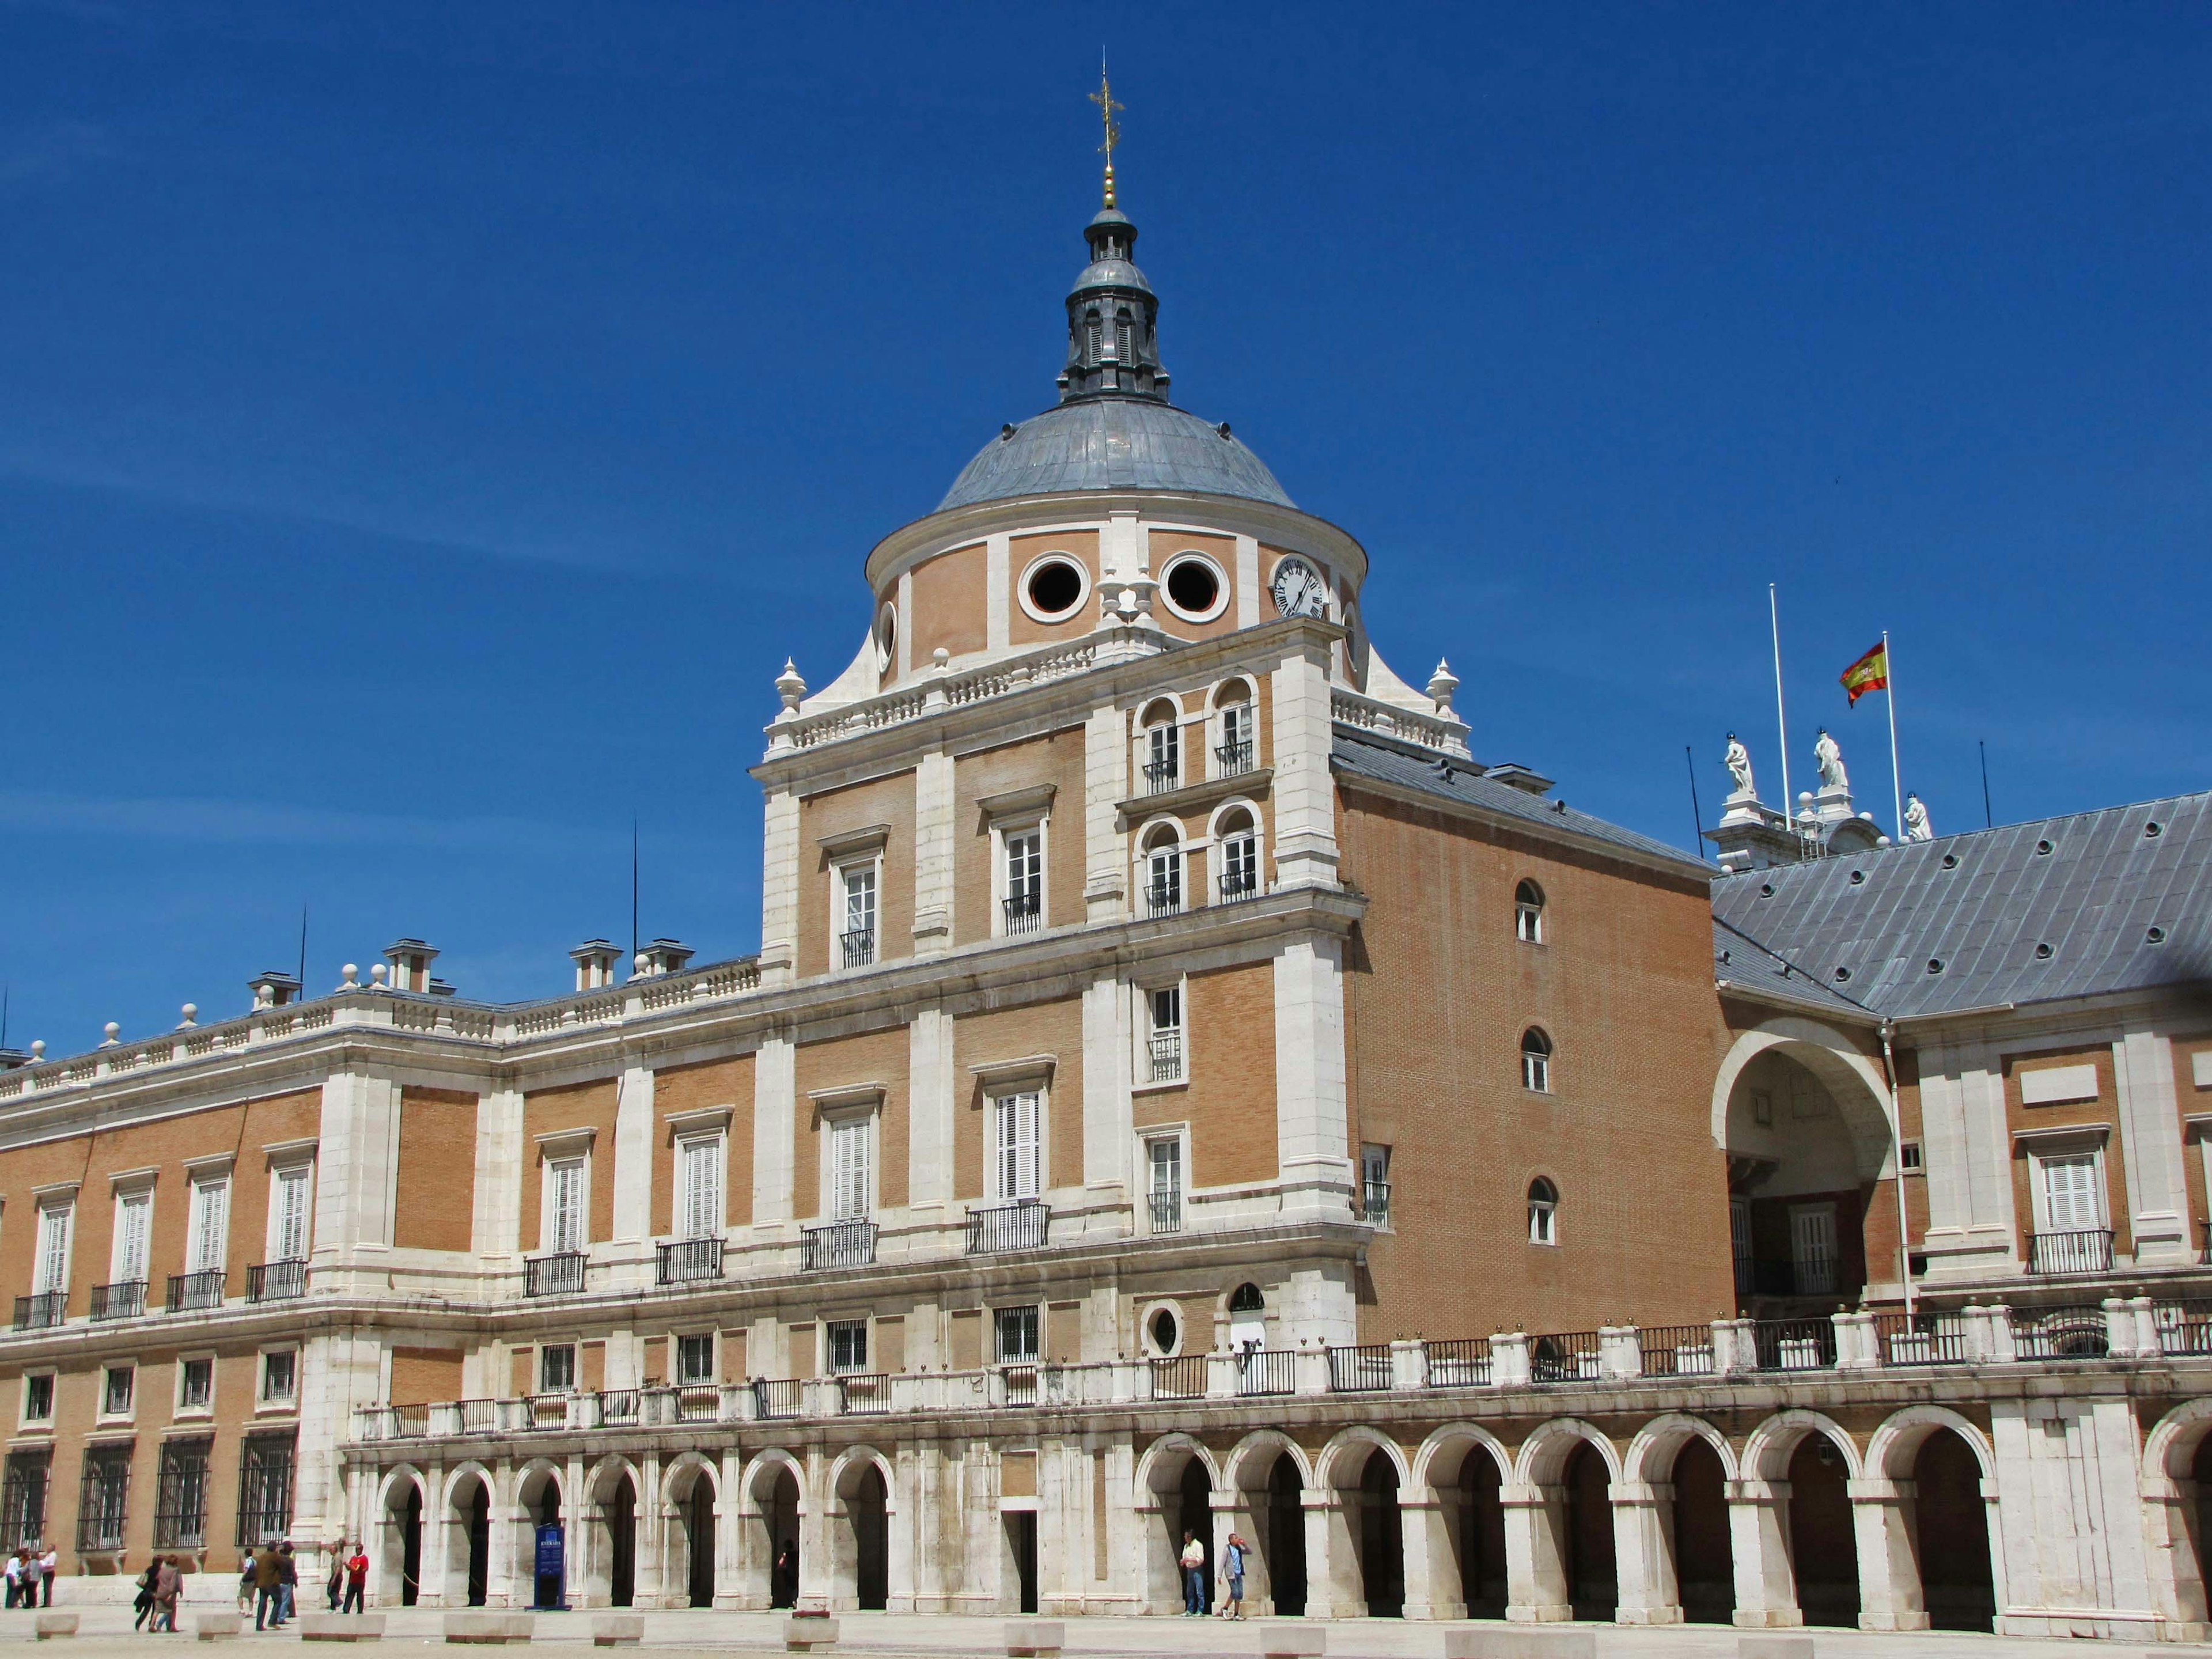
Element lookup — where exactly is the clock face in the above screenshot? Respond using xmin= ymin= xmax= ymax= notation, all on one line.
xmin=1270 ymin=557 xmax=1327 ymax=620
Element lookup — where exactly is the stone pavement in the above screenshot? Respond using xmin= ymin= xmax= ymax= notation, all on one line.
xmin=0 ymin=1607 xmax=2203 ymax=1657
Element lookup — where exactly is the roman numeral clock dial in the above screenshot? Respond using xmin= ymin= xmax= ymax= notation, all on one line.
xmin=1270 ymin=556 xmax=1327 ymax=619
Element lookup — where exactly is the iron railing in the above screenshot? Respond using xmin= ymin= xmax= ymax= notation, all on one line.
xmin=673 ymin=1385 xmax=720 ymax=1423
xmin=166 ymin=1270 xmax=225 ymax=1313
xmin=1147 ymin=1029 xmax=1183 ymax=1082
xmin=966 ymin=1200 xmax=1049 ymax=1255
xmin=1237 ymin=1351 xmax=1294 ymax=1397
xmin=1143 ymin=758 xmax=1180 ymax=795
xmin=1328 ymin=1344 xmax=1395 ymax=1392
xmin=1362 ymin=1180 xmax=1392 ymax=1226
xmin=752 ymin=1378 xmax=802 ymax=1421
xmin=12 ymin=1293 xmax=63 ymax=1333
xmin=838 ymin=1374 xmax=891 ymax=1415
xmin=1219 ymin=865 xmax=1260 ymax=902
xmin=596 ymin=1390 xmax=640 ymax=1427
xmin=233 ymin=1434 xmax=295 ymax=1551
xmin=1872 ymin=1312 xmax=1969 ymax=1366
xmin=248 ymin=1259 xmax=307 ymax=1302
xmin=1144 ymin=882 xmax=1183 ymax=919
xmin=839 ymin=928 xmax=876 ymax=969
xmin=802 ymin=1218 xmax=878 ymax=1271
xmin=1214 ymin=739 xmax=1255 ymax=777
xmin=656 ymin=1237 xmax=724 ymax=1286
xmin=2010 ymin=1305 xmax=2109 ymax=1360
xmin=527 ymin=1394 xmax=570 ymax=1430
xmin=459 ymin=1399 xmax=502 ymax=1434
xmin=386 ymin=1405 xmax=430 ymax=1439
xmin=75 ymin=1454 xmax=129 ymax=1554
xmin=90 ymin=1281 xmax=146 ymax=1321
xmin=1752 ymin=1319 xmax=1837 ymax=1372
xmin=1529 ymin=1330 xmax=1604 ymax=1382
xmin=2156 ymin=1301 xmax=2212 ymax=1357
xmin=1638 ymin=1325 xmax=1718 ymax=1377
xmin=1147 ymin=1191 xmax=1182 ymax=1234
xmin=1000 ymin=1365 xmax=1039 ymax=1406
xmin=1425 ymin=1337 xmax=1493 ymax=1387
xmin=1150 ymin=1355 xmax=1207 ymax=1400
xmin=2029 ymin=1229 xmax=2114 ymax=1275
xmin=524 ymin=1252 xmax=588 ymax=1298
xmin=1002 ymin=895 xmax=1041 ymax=936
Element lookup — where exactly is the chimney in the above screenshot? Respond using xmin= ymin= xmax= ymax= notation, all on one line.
xmin=569 ymin=940 xmax=624 ymax=992
xmin=631 ymin=938 xmax=696 ymax=980
xmin=248 ymin=971 xmax=302 ymax=1010
xmin=382 ymin=938 xmax=440 ymax=995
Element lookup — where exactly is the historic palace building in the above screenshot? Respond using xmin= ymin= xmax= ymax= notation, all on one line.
xmin=2 ymin=156 xmax=2209 ymax=1641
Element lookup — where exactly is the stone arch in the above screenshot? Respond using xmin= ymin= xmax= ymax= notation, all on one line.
xmin=1740 ymin=1410 xmax=1863 ymax=1481
xmin=1410 ymin=1425 xmax=1512 ymax=1621
xmin=2143 ymin=1399 xmax=2212 ymax=1631
xmin=580 ymin=1455 xmax=641 ymax=1610
xmin=1865 ymin=1406 xmax=1994 ymax=1482
xmin=1210 ymin=673 xmax=1257 ymax=710
xmin=1135 ymin=1433 xmax=1218 ymax=1615
xmin=1314 ymin=1426 xmax=1410 ymax=1491
xmin=1709 ymin=1017 xmax=1896 ymax=1158
xmin=1514 ymin=1419 xmax=1622 ymax=1487
xmin=1621 ymin=1416 xmax=1740 ymax=1627
xmin=511 ymin=1458 xmax=567 ymax=1611
xmin=1221 ymin=1430 xmax=1312 ymax=1618
xmin=659 ymin=1452 xmax=720 ymax=1610
xmin=440 ymin=1462 xmax=495 ymax=1610
xmin=1223 ymin=1430 xmax=1313 ymax=1493
xmin=376 ymin=1465 xmax=429 ymax=1608
xmin=1135 ymin=1431 xmax=1221 ymax=1496
xmin=1309 ymin=1429 xmax=1410 ymax=1619
xmin=740 ymin=1450 xmax=804 ymax=1611
xmin=1863 ymin=1406 xmax=2000 ymax=1633
xmin=1623 ymin=1414 xmax=1741 ymax=1484
xmin=1747 ymin=1413 xmax=1861 ymax=1628
xmin=827 ymin=1446 xmax=896 ymax=1613
xmin=1411 ymin=1423 xmax=1512 ymax=1490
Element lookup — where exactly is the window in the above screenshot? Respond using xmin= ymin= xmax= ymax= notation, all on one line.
xmin=1003 ymin=828 xmax=1043 ymax=935
xmin=1521 ymin=1028 xmax=1552 ymax=1093
xmin=1147 ymin=1307 xmax=1180 ymax=1355
xmin=77 ymin=1445 xmax=130 ymax=1553
xmin=33 ymin=1203 xmax=70 ymax=1296
xmin=1899 ymin=1141 xmax=1923 ymax=1172
xmin=260 ymin=1351 xmax=297 ymax=1405
xmin=1144 ymin=829 xmax=1184 ymax=918
xmin=679 ymin=1138 xmax=722 ymax=1241
xmin=21 ymin=1376 xmax=52 ymax=1426
xmin=112 ymin=1189 xmax=151 ymax=1285
xmin=1360 ymin=1144 xmax=1392 ymax=1225
xmin=548 ymin=1158 xmax=585 ymax=1254
xmin=271 ymin=1165 xmax=311 ymax=1262
xmin=1215 ymin=696 xmax=1254 ymax=776
xmin=1160 ymin=553 xmax=1227 ymax=622
xmin=1146 ymin=1137 xmax=1183 ymax=1234
xmin=676 ymin=1333 xmax=715 ymax=1385
xmin=2040 ymin=1153 xmax=2104 ymax=1233
xmin=1527 ymin=1179 xmax=1559 ymax=1245
xmin=1790 ymin=1204 xmax=1838 ymax=1296
xmin=840 ymin=864 xmax=877 ymax=968
xmin=235 ymin=1432 xmax=296 ymax=1550
xmin=1020 ymin=555 xmax=1088 ymax=623
xmin=153 ymin=1436 xmax=211 ymax=1550
xmin=187 ymin=1176 xmax=229 ymax=1275
xmin=1217 ymin=809 xmax=1260 ymax=901
xmin=1146 ymin=986 xmax=1184 ymax=1084
xmin=828 ymin=1116 xmax=872 ymax=1221
xmin=991 ymin=1092 xmax=1041 ymax=1203
xmin=1143 ymin=712 xmax=1181 ymax=794
xmin=178 ymin=1358 xmax=213 ymax=1411
xmin=994 ymin=1305 xmax=1040 ymax=1364
xmin=0 ymin=1451 xmax=48 ymax=1551
xmin=539 ymin=1344 xmax=576 ymax=1394
xmin=827 ymin=1319 xmax=869 ymax=1374
xmin=102 ymin=1367 xmax=134 ymax=1418
xmin=1515 ymin=879 xmax=1546 ymax=944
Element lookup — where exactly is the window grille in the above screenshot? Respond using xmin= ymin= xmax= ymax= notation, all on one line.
xmin=0 ymin=1451 xmax=48 ymax=1551
xmin=994 ymin=1305 xmax=1040 ymax=1364
xmin=153 ymin=1436 xmax=212 ymax=1550
xmin=77 ymin=1445 xmax=131 ymax=1553
xmin=261 ymin=1351 xmax=297 ymax=1404
xmin=828 ymin=1319 xmax=869 ymax=1374
xmin=234 ymin=1433 xmax=295 ymax=1549
xmin=675 ymin=1334 xmax=715 ymax=1385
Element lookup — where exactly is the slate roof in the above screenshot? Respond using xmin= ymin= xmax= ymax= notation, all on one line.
xmin=938 ymin=398 xmax=1294 ymax=512
xmin=1331 ymin=732 xmax=1711 ymax=876
xmin=1711 ymin=791 xmax=2212 ymax=1020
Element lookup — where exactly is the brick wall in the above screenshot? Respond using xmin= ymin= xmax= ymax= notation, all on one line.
xmin=519 ymin=1078 xmax=619 ymax=1252
xmin=394 ymin=1088 xmax=478 ymax=1253
xmin=794 ymin=1026 xmax=910 ymax=1219
xmin=652 ymin=1054 xmax=755 ymax=1233
xmin=798 ymin=771 xmax=918 ymax=978
xmin=952 ymin=729 xmax=1089 ymax=947
xmin=950 ymin=999 xmax=1085 ymax=1202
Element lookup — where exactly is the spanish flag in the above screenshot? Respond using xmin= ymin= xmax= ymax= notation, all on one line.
xmin=1839 ymin=640 xmax=1889 ymax=706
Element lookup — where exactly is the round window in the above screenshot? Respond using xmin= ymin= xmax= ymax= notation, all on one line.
xmin=1021 ymin=555 xmax=1088 ymax=622
xmin=1160 ymin=553 xmax=1228 ymax=622
xmin=875 ymin=603 xmax=897 ymax=671
xmin=1149 ymin=1307 xmax=1179 ymax=1355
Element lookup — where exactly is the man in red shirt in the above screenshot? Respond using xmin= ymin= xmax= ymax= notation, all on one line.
xmin=342 ymin=1543 xmax=369 ymax=1615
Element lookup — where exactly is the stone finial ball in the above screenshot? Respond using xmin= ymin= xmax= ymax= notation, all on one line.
xmin=181 ymin=1003 xmax=197 ymax=1021
xmin=104 ymin=1021 xmax=120 ymax=1039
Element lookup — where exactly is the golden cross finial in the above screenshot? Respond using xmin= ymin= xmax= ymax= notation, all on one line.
xmin=1089 ymin=55 xmax=1124 ymax=209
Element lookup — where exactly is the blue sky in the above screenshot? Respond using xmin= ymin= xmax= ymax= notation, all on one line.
xmin=2 ymin=2 xmax=2206 ymax=1051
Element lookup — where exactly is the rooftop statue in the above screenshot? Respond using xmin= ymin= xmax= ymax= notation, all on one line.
xmin=1903 ymin=791 xmax=1933 ymax=842
xmin=1724 ymin=733 xmax=1755 ymax=798
xmin=1813 ymin=726 xmax=1849 ymax=792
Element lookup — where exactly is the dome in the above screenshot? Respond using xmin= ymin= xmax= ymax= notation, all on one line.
xmin=938 ymin=399 xmax=1294 ymax=512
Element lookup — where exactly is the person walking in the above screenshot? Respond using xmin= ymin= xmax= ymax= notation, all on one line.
xmin=133 ymin=1558 xmax=160 ymax=1631
xmin=4 ymin=1547 xmax=19 ymax=1609
xmin=1219 ymin=1531 xmax=1248 ymax=1620
xmin=325 ymin=1545 xmax=344 ymax=1611
xmin=342 ymin=1543 xmax=368 ymax=1616
xmin=235 ymin=1553 xmax=256 ymax=1615
xmin=37 ymin=1545 xmax=54 ymax=1607
xmin=18 ymin=1546 xmax=43 ymax=1613
xmin=153 ymin=1556 xmax=181 ymax=1632
xmin=253 ymin=1544 xmax=282 ymax=1631
xmin=1179 ymin=1531 xmax=1206 ymax=1615
xmin=275 ymin=1541 xmax=298 ymax=1626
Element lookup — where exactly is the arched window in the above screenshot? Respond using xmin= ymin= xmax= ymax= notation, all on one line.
xmin=1215 ymin=806 xmax=1259 ymax=903
xmin=1520 ymin=1028 xmax=1552 ymax=1093
xmin=1141 ymin=700 xmax=1181 ymax=794
xmin=1228 ymin=1282 xmax=1264 ymax=1313
xmin=1527 ymin=1178 xmax=1559 ymax=1245
xmin=1515 ymin=879 xmax=1545 ymax=944
xmin=1142 ymin=825 xmax=1184 ymax=919
xmin=1213 ymin=681 xmax=1255 ymax=776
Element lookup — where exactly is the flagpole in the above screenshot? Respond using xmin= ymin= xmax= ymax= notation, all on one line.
xmin=1883 ymin=630 xmax=1903 ymax=840
xmin=1770 ymin=584 xmax=1791 ymax=825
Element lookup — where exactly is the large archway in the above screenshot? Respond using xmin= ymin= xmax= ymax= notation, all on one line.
xmin=831 ymin=1454 xmax=890 ymax=1613
xmin=444 ymin=1473 xmax=491 ymax=1608
xmin=1912 ymin=1430 xmax=1993 ymax=1630
xmin=1134 ymin=1436 xmax=1218 ymax=1615
xmin=513 ymin=1464 xmax=565 ymax=1611
xmin=1177 ymin=1460 xmax=1215 ymax=1613
xmin=1357 ymin=1451 xmax=1404 ymax=1617
xmin=1713 ymin=1018 xmax=1899 ymax=1316
xmin=1407 ymin=1429 xmax=1508 ymax=1621
xmin=1222 ymin=1434 xmax=1307 ymax=1618
xmin=1672 ymin=1438 xmax=1734 ymax=1624
xmin=1312 ymin=1431 xmax=1407 ymax=1619
xmin=1786 ymin=1437 xmax=1859 ymax=1627
xmin=378 ymin=1471 xmax=425 ymax=1609
xmin=735 ymin=1453 xmax=804 ymax=1612
xmin=1267 ymin=1455 xmax=1308 ymax=1616
xmin=1562 ymin=1442 xmax=1616 ymax=1622
xmin=660 ymin=1458 xmax=718 ymax=1609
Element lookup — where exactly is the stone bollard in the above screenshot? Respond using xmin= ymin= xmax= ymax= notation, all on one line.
xmin=301 ymin=1612 xmax=386 ymax=1642
xmin=785 ymin=1612 xmax=840 ymax=1652
xmin=592 ymin=1615 xmax=644 ymax=1647
xmin=1737 ymin=1638 xmax=1816 ymax=1659
xmin=1257 ymin=1620 xmax=1325 ymax=1658
xmin=1005 ymin=1619 xmax=1064 ymax=1657
xmin=196 ymin=1612 xmax=245 ymax=1642
xmin=444 ymin=1612 xmax=536 ymax=1644
xmin=1441 ymin=1631 xmax=1597 ymax=1659
xmin=32 ymin=1612 xmax=78 ymax=1640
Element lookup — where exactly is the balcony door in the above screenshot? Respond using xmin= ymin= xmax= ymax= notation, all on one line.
xmin=1789 ymin=1203 xmax=1838 ymax=1297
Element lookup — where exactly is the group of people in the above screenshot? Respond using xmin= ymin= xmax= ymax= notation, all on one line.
xmin=130 ymin=1541 xmax=369 ymax=1634
xmin=130 ymin=1557 xmax=185 ymax=1631
xmin=1178 ymin=1529 xmax=1250 ymax=1619
xmin=3 ymin=1545 xmax=57 ymax=1608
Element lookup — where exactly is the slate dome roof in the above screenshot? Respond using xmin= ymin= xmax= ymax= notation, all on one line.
xmin=938 ymin=399 xmax=1294 ymax=512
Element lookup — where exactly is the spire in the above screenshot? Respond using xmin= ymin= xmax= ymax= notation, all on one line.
xmin=1059 ymin=66 xmax=1170 ymax=404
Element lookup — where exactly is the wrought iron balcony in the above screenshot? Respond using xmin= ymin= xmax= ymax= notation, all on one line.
xmin=166 ymin=1270 xmax=225 ymax=1313
xmin=13 ymin=1292 xmax=64 ymax=1332
xmin=752 ymin=1378 xmax=802 ymax=1421
xmin=1002 ymin=894 xmax=1041 ymax=935
xmin=801 ymin=1218 xmax=878 ymax=1271
xmin=1328 ymin=1344 xmax=1394 ymax=1392
xmin=248 ymin=1259 xmax=307 ymax=1303
xmin=839 ymin=927 xmax=876 ymax=969
xmin=2029 ymin=1228 xmax=2114 ymax=1275
xmin=1147 ymin=1191 xmax=1182 ymax=1234
xmin=1150 ymin=1355 xmax=1206 ymax=1400
xmin=1219 ymin=865 xmax=1259 ymax=903
xmin=1144 ymin=882 xmax=1183 ymax=919
xmin=1147 ymin=1028 xmax=1183 ymax=1083
xmin=1142 ymin=758 xmax=1180 ymax=795
xmin=656 ymin=1237 xmax=724 ymax=1286
xmin=966 ymin=1199 xmax=1049 ymax=1255
xmin=1362 ymin=1180 xmax=1392 ymax=1226
xmin=523 ymin=1252 xmax=588 ymax=1298
xmin=1214 ymin=738 xmax=1255 ymax=777
xmin=90 ymin=1280 xmax=146 ymax=1321
xmin=1236 ymin=1350 xmax=1294 ymax=1397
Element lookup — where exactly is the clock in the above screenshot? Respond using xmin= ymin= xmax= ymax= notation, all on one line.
xmin=1270 ymin=556 xmax=1327 ymax=620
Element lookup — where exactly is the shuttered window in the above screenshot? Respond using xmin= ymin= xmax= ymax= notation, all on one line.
xmin=188 ymin=1179 xmax=229 ymax=1275
xmin=680 ymin=1139 xmax=721 ymax=1240
xmin=993 ymin=1092 xmax=1040 ymax=1202
xmin=273 ymin=1167 xmax=310 ymax=1261
xmin=830 ymin=1119 xmax=871 ymax=1221
xmin=35 ymin=1205 xmax=70 ymax=1296
xmin=548 ymin=1159 xmax=585 ymax=1253
xmin=2041 ymin=1154 xmax=2104 ymax=1232
xmin=114 ymin=1191 xmax=150 ymax=1283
